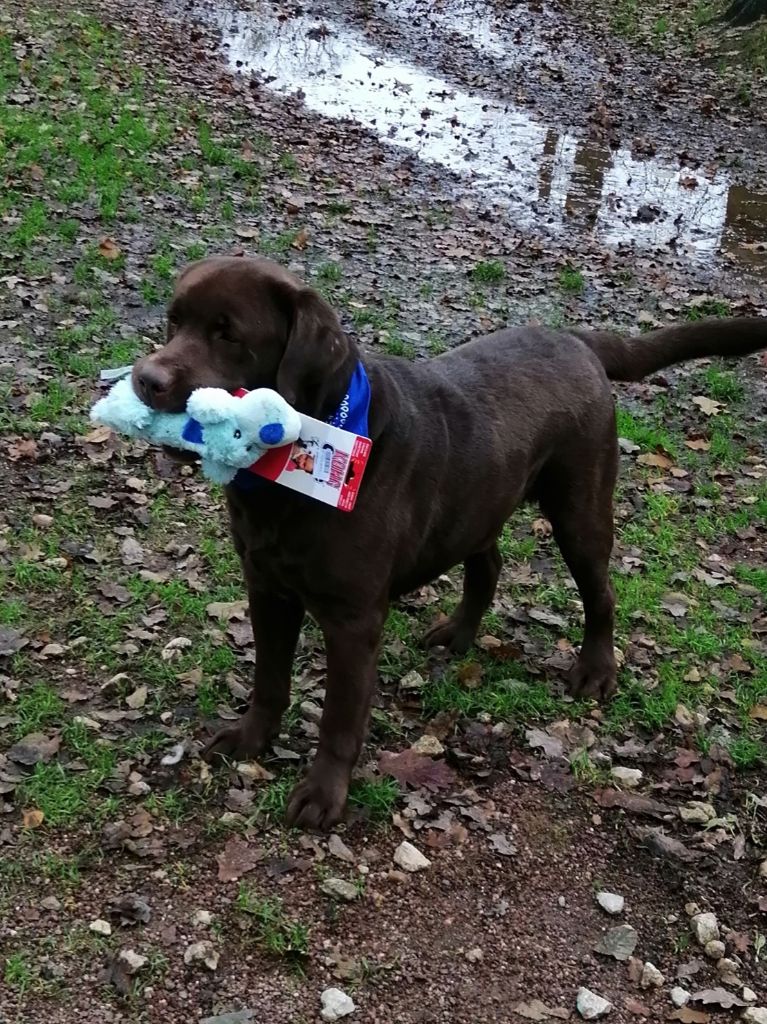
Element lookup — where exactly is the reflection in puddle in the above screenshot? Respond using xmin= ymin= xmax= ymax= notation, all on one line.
xmin=209 ymin=2 xmax=767 ymax=272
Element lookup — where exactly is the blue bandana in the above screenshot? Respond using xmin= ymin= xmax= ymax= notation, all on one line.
xmin=231 ymin=361 xmax=371 ymax=492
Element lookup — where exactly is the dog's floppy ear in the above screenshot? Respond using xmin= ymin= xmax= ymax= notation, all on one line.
xmin=276 ymin=287 xmax=351 ymax=413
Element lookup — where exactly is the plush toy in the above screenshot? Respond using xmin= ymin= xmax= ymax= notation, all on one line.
xmin=90 ymin=377 xmax=302 ymax=484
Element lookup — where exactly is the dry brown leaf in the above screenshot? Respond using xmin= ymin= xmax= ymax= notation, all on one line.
xmin=669 ymin=1009 xmax=710 ymax=1023
xmin=291 ymin=226 xmax=310 ymax=250
xmin=637 ymin=451 xmax=673 ymax=469
xmin=98 ymin=236 xmax=122 ymax=260
xmin=749 ymin=703 xmax=767 ymax=720
xmin=378 ymin=749 xmax=456 ymax=791
xmin=692 ymin=395 xmax=723 ymax=416
xmin=684 ymin=438 xmax=710 ymax=451
xmin=216 ymin=836 xmax=263 ymax=882
xmin=457 ymin=661 xmax=483 ymax=689
xmin=22 ymin=808 xmax=45 ymax=829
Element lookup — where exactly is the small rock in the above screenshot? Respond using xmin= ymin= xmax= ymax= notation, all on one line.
xmin=685 ymin=902 xmax=701 ymax=917
xmin=89 ymin=919 xmax=112 ymax=936
xmin=118 ymin=949 xmax=147 ymax=974
xmin=399 ymin=669 xmax=426 ymax=691
xmin=691 ymin=911 xmax=719 ymax=945
xmin=320 ymin=877 xmax=359 ymax=902
xmin=717 ymin=957 xmax=741 ymax=983
xmin=576 ymin=987 xmax=612 ymax=1019
xmin=596 ymin=892 xmax=624 ymax=915
xmin=594 ymin=924 xmax=638 ymax=961
xmin=670 ymin=987 xmax=690 ymax=1007
xmin=191 ymin=910 xmax=213 ymax=927
xmin=640 ymin=962 xmax=664 ymax=989
xmin=674 ymin=703 xmax=695 ymax=728
xmin=393 ymin=841 xmax=431 ymax=873
xmin=743 ymin=1010 xmax=767 ymax=1024
xmin=759 ymin=860 xmax=767 ymax=879
xmin=33 ymin=514 xmax=54 ymax=528
xmin=705 ymin=939 xmax=726 ymax=960
xmin=328 ymin=834 xmax=356 ymax=864
xmin=40 ymin=896 xmax=61 ymax=912
xmin=679 ymin=802 xmax=716 ymax=824
xmin=184 ymin=940 xmax=219 ymax=970
xmin=320 ymin=987 xmax=356 ymax=1021
xmin=743 ymin=988 xmax=757 ymax=1003
xmin=125 ymin=685 xmax=148 ymax=709
xmin=465 ymin=947 xmax=483 ymax=963
xmin=410 ymin=734 xmax=444 ymax=756
xmin=610 ymin=767 xmax=642 ymax=788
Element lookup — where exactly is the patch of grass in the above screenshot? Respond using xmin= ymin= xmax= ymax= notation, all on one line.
xmin=4 ymin=952 xmax=36 ymax=996
xmin=235 ymin=888 xmax=310 ymax=959
xmin=685 ymin=298 xmax=731 ymax=321
xmin=14 ymin=682 xmax=65 ymax=739
xmin=382 ymin=334 xmax=416 ymax=359
xmin=471 ymin=260 xmax=505 ymax=284
xmin=615 ymin=407 xmax=679 ymax=458
xmin=349 ymin=777 xmax=400 ymax=820
xmin=316 ymin=261 xmax=342 ymax=283
xmin=423 ymin=669 xmax=563 ymax=722
xmin=728 ymin=735 xmax=766 ymax=768
xmin=703 ymin=366 xmax=744 ymax=403
xmin=0 ymin=598 xmax=25 ymax=625
xmin=558 ymin=264 xmax=585 ymax=294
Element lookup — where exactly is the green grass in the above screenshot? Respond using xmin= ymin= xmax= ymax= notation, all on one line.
xmin=14 ymin=682 xmax=65 ymax=739
xmin=4 ymin=952 xmax=36 ymax=996
xmin=235 ymin=888 xmax=310 ymax=959
xmin=349 ymin=777 xmax=400 ymax=820
xmin=470 ymin=260 xmax=505 ymax=284
xmin=559 ymin=264 xmax=585 ymax=294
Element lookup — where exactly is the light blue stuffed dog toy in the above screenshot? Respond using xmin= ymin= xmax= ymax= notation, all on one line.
xmin=90 ymin=377 xmax=302 ymax=484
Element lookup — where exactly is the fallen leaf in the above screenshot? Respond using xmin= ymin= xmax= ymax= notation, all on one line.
xmin=291 ymin=226 xmax=309 ymax=250
xmin=489 ymin=833 xmax=517 ymax=857
xmin=125 ymin=685 xmax=148 ymax=710
xmin=216 ymin=836 xmax=263 ymax=882
xmin=669 ymin=1010 xmax=710 ymax=1023
xmin=98 ymin=581 xmax=131 ymax=603
xmin=594 ymin=789 xmax=671 ymax=817
xmin=457 ymin=662 xmax=483 ymax=689
xmin=690 ymin=988 xmax=746 ymax=1009
xmin=637 ymin=452 xmax=673 ymax=469
xmin=684 ymin=438 xmax=710 ymax=451
xmin=525 ymin=727 xmax=564 ymax=759
xmin=8 ymin=733 xmax=61 ymax=766
xmin=0 ymin=626 xmax=27 ymax=656
xmin=120 ymin=537 xmax=145 ymax=565
xmin=633 ymin=827 xmax=703 ymax=863
xmin=749 ymin=703 xmax=767 ymax=720
xmin=692 ymin=396 xmax=723 ymax=416
xmin=661 ymin=592 xmax=691 ymax=618
xmin=98 ymin=236 xmax=122 ymax=260
xmin=206 ymin=600 xmax=249 ymax=621
xmin=22 ymin=808 xmax=44 ymax=829
xmin=511 ymin=999 xmax=570 ymax=1020
xmin=378 ymin=749 xmax=456 ymax=791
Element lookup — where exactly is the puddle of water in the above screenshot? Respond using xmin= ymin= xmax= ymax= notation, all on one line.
xmin=208 ymin=1 xmax=767 ymax=273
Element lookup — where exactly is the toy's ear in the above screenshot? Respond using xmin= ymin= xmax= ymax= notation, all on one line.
xmin=91 ymin=377 xmax=153 ymax=431
xmin=186 ymin=388 xmax=238 ymax=425
xmin=276 ymin=287 xmax=352 ymax=412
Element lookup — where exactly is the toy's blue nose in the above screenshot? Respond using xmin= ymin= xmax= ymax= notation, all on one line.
xmin=259 ymin=422 xmax=285 ymax=445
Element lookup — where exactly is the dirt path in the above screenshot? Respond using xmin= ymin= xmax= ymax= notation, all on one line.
xmin=1 ymin=1 xmax=766 ymax=1021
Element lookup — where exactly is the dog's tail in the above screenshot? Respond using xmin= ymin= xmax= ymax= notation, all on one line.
xmin=576 ymin=317 xmax=767 ymax=382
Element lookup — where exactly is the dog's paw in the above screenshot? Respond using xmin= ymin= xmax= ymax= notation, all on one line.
xmin=567 ymin=650 xmax=618 ymax=701
xmin=423 ymin=614 xmax=475 ymax=655
xmin=285 ymin=768 xmax=349 ymax=831
xmin=202 ymin=710 xmax=277 ymax=763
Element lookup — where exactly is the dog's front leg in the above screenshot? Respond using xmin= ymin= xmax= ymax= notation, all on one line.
xmin=286 ymin=607 xmax=385 ymax=830
xmin=204 ymin=588 xmax=304 ymax=761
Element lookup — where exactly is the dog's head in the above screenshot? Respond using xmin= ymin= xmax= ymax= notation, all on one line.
xmin=132 ymin=256 xmax=357 ymax=416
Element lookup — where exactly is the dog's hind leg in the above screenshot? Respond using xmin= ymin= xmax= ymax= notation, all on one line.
xmin=424 ymin=541 xmax=502 ymax=654
xmin=538 ymin=429 xmax=619 ymax=701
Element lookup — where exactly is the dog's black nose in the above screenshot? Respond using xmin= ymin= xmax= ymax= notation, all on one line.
xmin=136 ymin=363 xmax=172 ymax=406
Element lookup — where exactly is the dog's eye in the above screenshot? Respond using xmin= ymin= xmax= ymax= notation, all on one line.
xmin=234 ymin=429 xmax=242 ymax=439
xmin=213 ymin=315 xmax=237 ymax=344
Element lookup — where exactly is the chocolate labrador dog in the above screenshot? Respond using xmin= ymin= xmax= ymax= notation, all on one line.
xmin=133 ymin=256 xmax=766 ymax=828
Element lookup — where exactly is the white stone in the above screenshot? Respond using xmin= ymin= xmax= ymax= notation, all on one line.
xmin=640 ymin=962 xmax=664 ymax=989
xmin=743 ymin=988 xmax=758 ymax=1003
xmin=320 ymin=987 xmax=356 ymax=1021
xmin=191 ymin=910 xmax=213 ymax=926
xmin=670 ymin=987 xmax=690 ymax=1007
xmin=393 ymin=841 xmax=431 ymax=873
xmin=184 ymin=941 xmax=219 ymax=970
xmin=610 ymin=767 xmax=642 ymax=788
xmin=328 ymin=834 xmax=356 ymax=864
xmin=596 ymin=891 xmax=624 ymax=915
xmin=743 ymin=1009 xmax=767 ymax=1024
xmin=576 ymin=987 xmax=612 ymax=1019
xmin=691 ymin=911 xmax=720 ymax=945
xmin=705 ymin=939 xmax=726 ymax=960
xmin=679 ymin=801 xmax=715 ymax=824
xmin=410 ymin=734 xmax=444 ymax=756
xmin=759 ymin=860 xmax=767 ymax=879
xmin=465 ymin=947 xmax=483 ymax=963
xmin=89 ymin=918 xmax=112 ymax=936
xmin=399 ymin=670 xmax=426 ymax=691
xmin=320 ymin=877 xmax=358 ymax=901
xmin=118 ymin=949 xmax=147 ymax=974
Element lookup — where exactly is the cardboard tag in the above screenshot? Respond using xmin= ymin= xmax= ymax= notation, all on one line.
xmin=248 ymin=412 xmax=372 ymax=512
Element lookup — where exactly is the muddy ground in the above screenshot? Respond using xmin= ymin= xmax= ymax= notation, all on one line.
xmin=1 ymin=1 xmax=767 ymax=1021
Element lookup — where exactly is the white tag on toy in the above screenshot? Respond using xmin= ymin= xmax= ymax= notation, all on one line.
xmin=246 ymin=412 xmax=372 ymax=512
xmin=100 ymin=364 xmax=134 ymax=383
